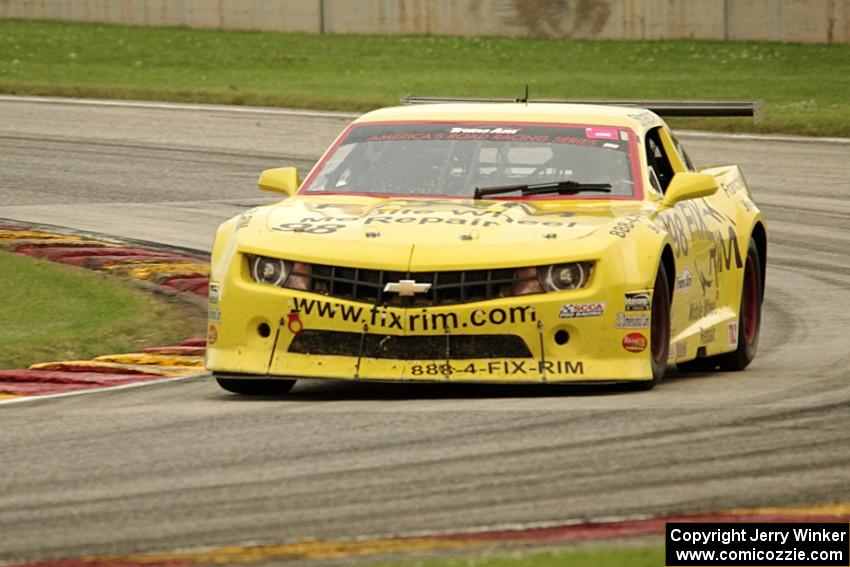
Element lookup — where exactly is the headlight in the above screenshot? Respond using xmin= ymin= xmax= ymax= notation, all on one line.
xmin=250 ymin=255 xmax=290 ymax=286
xmin=248 ymin=255 xmax=312 ymax=290
xmin=538 ymin=262 xmax=594 ymax=291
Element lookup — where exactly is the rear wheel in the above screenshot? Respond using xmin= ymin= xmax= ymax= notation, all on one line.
xmin=677 ymin=238 xmax=763 ymax=372
xmin=215 ymin=376 xmax=296 ymax=396
xmin=633 ymin=262 xmax=671 ymax=390
xmin=717 ymin=238 xmax=763 ymax=370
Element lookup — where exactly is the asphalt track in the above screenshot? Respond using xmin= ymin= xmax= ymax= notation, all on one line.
xmin=1 ymin=97 xmax=849 ymax=562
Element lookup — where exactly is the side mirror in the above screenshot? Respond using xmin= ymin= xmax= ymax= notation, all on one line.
xmin=258 ymin=167 xmax=301 ymax=197
xmin=661 ymin=172 xmax=719 ymax=207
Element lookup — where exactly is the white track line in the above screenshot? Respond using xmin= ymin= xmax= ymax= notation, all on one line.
xmin=1 ymin=95 xmax=848 ymax=144
xmin=368 ymin=512 xmax=657 ymax=541
xmin=0 ymin=372 xmax=208 ymax=406
xmin=675 ymin=129 xmax=850 ymax=145
xmin=0 ymin=94 xmax=359 ymax=120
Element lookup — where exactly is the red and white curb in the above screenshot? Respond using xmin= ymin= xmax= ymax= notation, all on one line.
xmin=0 ymin=223 xmax=209 ymax=401
xmin=9 ymin=503 xmax=850 ymax=566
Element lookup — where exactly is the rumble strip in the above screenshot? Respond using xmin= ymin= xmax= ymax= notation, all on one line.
xmin=9 ymin=503 xmax=850 ymax=566
xmin=0 ymin=223 xmax=209 ymax=401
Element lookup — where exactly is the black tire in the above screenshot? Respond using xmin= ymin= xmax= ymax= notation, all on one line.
xmin=717 ymin=238 xmax=763 ymax=370
xmin=677 ymin=239 xmax=763 ymax=373
xmin=215 ymin=376 xmax=296 ymax=396
xmin=633 ymin=262 xmax=671 ymax=390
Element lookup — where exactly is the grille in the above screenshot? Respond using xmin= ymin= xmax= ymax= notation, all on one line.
xmin=301 ymin=264 xmax=528 ymax=307
xmin=288 ymin=330 xmax=533 ymax=360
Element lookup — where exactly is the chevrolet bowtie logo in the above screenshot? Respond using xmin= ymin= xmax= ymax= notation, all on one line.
xmin=383 ymin=279 xmax=432 ymax=296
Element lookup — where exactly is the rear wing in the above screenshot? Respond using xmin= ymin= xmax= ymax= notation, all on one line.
xmin=400 ymin=96 xmax=760 ymax=119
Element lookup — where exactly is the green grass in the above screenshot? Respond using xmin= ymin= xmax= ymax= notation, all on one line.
xmin=2 ymin=20 xmax=850 ymax=136
xmin=0 ymin=250 xmax=205 ymax=368
xmin=370 ymin=546 xmax=663 ymax=567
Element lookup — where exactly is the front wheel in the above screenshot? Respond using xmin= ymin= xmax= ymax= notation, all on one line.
xmin=215 ymin=376 xmax=296 ymax=396
xmin=633 ymin=262 xmax=671 ymax=390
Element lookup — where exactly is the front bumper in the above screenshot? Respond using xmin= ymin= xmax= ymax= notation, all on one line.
xmin=205 ymin=270 xmax=656 ymax=384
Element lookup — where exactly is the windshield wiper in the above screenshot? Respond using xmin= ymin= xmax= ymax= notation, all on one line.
xmin=474 ymin=180 xmax=612 ymax=199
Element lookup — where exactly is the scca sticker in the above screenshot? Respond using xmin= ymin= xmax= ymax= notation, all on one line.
xmin=559 ymin=302 xmax=605 ymax=319
xmin=622 ymin=332 xmax=647 ymax=353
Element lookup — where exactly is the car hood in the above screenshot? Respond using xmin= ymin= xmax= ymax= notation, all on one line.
xmin=236 ymin=195 xmax=649 ymax=270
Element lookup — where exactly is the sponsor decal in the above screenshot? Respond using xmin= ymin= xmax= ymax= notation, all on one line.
xmin=627 ymin=111 xmax=658 ymax=128
xmin=585 ymin=126 xmax=620 ymax=140
xmin=698 ymin=269 xmax=713 ymax=293
xmin=410 ymin=359 xmax=584 ymax=377
xmin=622 ymin=332 xmax=647 ymax=353
xmin=207 ymin=324 xmax=217 ymax=345
xmin=709 ymin=226 xmax=744 ymax=274
xmin=208 ymin=283 xmax=220 ymax=304
xmin=676 ymin=268 xmax=693 ymax=292
xmin=659 ymin=201 xmax=743 ymax=286
xmin=363 ymin=127 xmax=603 ymax=146
xmin=728 ymin=320 xmax=739 ymax=348
xmin=559 ymin=302 xmax=605 ymax=319
xmin=609 ymin=214 xmax=643 ymax=239
xmin=645 ymin=220 xmax=664 ymax=235
xmin=721 ymin=175 xmax=746 ymax=197
xmin=450 ymin=127 xmax=518 ymax=135
xmin=359 ymin=214 xmax=575 ymax=228
xmin=668 ymin=341 xmax=687 ymax=361
xmin=700 ymin=327 xmax=716 ymax=343
xmin=274 ymin=209 xmax=580 ymax=235
xmin=689 ymin=298 xmax=717 ymax=321
xmin=615 ymin=312 xmax=650 ymax=329
xmin=288 ymin=297 xmax=537 ymax=332
xmin=625 ymin=292 xmax=651 ymax=311
xmin=236 ymin=208 xmax=257 ymax=230
xmin=688 ymin=302 xmax=702 ymax=321
xmin=303 ymin=199 xmax=577 ymax=220
xmin=208 ymin=308 xmax=221 ymax=323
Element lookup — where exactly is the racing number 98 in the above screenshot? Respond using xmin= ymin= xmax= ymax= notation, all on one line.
xmin=275 ymin=222 xmax=345 ymax=235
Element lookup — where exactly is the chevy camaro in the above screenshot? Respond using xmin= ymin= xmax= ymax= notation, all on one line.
xmin=206 ymin=99 xmax=766 ymax=394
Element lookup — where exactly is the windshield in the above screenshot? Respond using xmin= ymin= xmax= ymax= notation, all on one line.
xmin=302 ymin=122 xmax=641 ymax=199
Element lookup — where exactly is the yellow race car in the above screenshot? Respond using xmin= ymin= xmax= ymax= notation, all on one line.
xmin=206 ymin=98 xmax=766 ymax=394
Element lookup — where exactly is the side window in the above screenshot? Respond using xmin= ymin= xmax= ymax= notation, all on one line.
xmin=645 ymin=127 xmax=674 ymax=192
xmin=672 ymin=136 xmax=696 ymax=172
